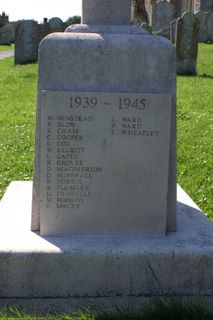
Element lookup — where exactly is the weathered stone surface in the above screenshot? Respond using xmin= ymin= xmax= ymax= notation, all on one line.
xmin=15 ymin=20 xmax=39 ymax=65
xmin=200 ymin=0 xmax=213 ymax=12
xmin=0 ymin=23 xmax=15 ymax=44
xmin=65 ymin=24 xmax=148 ymax=34
xmin=32 ymin=31 xmax=176 ymax=234
xmin=151 ymin=1 xmax=176 ymax=32
xmin=170 ymin=19 xmax=177 ymax=44
xmin=176 ymin=12 xmax=199 ymax=75
xmin=82 ymin=0 xmax=132 ymax=25
xmin=40 ymin=91 xmax=171 ymax=236
xmin=195 ymin=10 xmax=209 ymax=42
xmin=49 ymin=17 xmax=64 ymax=32
xmin=1 ymin=181 xmax=213 ymax=305
xmin=32 ymin=0 xmax=176 ymax=235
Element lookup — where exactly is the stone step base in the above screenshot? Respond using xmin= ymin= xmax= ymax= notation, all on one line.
xmin=0 ymin=181 xmax=212 ymax=311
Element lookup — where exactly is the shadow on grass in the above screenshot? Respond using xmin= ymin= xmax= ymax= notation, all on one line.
xmin=97 ymin=298 xmax=213 ymax=320
xmin=197 ymin=73 xmax=213 ymax=80
xmin=0 ymin=298 xmax=213 ymax=320
xmin=177 ymin=72 xmax=213 ymax=79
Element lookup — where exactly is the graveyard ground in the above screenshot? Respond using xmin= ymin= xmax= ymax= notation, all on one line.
xmin=0 ymin=44 xmax=212 ymax=319
xmin=0 ymin=44 xmax=14 ymax=52
xmin=0 ymin=43 xmax=212 ymax=222
xmin=0 ymin=297 xmax=213 ymax=319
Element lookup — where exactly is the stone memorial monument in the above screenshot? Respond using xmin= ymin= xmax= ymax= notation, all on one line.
xmin=0 ymin=0 xmax=213 ymax=312
xmin=31 ymin=0 xmax=176 ymax=236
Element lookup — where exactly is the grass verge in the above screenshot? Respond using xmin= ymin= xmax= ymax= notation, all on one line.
xmin=0 ymin=44 xmax=14 ymax=52
xmin=0 ymin=57 xmax=37 ymax=198
xmin=0 ymin=298 xmax=212 ymax=319
xmin=177 ymin=43 xmax=213 ymax=220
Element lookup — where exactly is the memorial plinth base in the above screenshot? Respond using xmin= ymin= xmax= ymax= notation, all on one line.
xmin=0 ymin=181 xmax=213 ymax=313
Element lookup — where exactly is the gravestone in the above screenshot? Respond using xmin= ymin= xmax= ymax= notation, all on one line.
xmin=0 ymin=23 xmax=15 ymax=44
xmin=15 ymin=20 xmax=39 ymax=65
xmin=170 ymin=18 xmax=177 ymax=44
xmin=49 ymin=17 xmax=64 ymax=32
xmin=151 ymin=0 xmax=176 ymax=32
xmin=32 ymin=0 xmax=176 ymax=236
xmin=200 ymin=0 xmax=213 ymax=12
xmin=176 ymin=12 xmax=199 ymax=75
xmin=207 ymin=11 xmax=213 ymax=41
xmin=195 ymin=10 xmax=209 ymax=42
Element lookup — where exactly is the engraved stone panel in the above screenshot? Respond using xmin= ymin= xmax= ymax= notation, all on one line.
xmin=40 ymin=91 xmax=172 ymax=236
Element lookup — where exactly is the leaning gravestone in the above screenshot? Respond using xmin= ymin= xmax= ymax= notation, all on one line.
xmin=176 ymin=12 xmax=199 ymax=75
xmin=151 ymin=0 xmax=175 ymax=32
xmin=195 ymin=10 xmax=209 ymax=42
xmin=15 ymin=20 xmax=39 ymax=64
xmin=32 ymin=0 xmax=176 ymax=236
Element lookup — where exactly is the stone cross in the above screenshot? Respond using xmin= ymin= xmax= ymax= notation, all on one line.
xmin=82 ymin=0 xmax=132 ymax=25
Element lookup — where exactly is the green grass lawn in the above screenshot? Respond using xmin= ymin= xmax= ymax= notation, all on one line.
xmin=0 ymin=58 xmax=37 ymax=198
xmin=0 ymin=298 xmax=212 ymax=319
xmin=177 ymin=43 xmax=213 ymax=220
xmin=0 ymin=44 xmax=14 ymax=52
xmin=0 ymin=44 xmax=212 ymax=222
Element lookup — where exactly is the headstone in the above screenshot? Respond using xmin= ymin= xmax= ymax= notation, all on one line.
xmin=49 ymin=17 xmax=64 ymax=32
xmin=200 ymin=0 xmax=213 ymax=12
xmin=0 ymin=23 xmax=15 ymax=44
xmin=207 ymin=11 xmax=213 ymax=41
xmin=195 ymin=10 xmax=209 ymax=42
xmin=151 ymin=0 xmax=176 ymax=32
xmin=176 ymin=12 xmax=199 ymax=75
xmin=32 ymin=0 xmax=176 ymax=236
xmin=15 ymin=20 xmax=39 ymax=65
xmin=170 ymin=19 xmax=177 ymax=44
